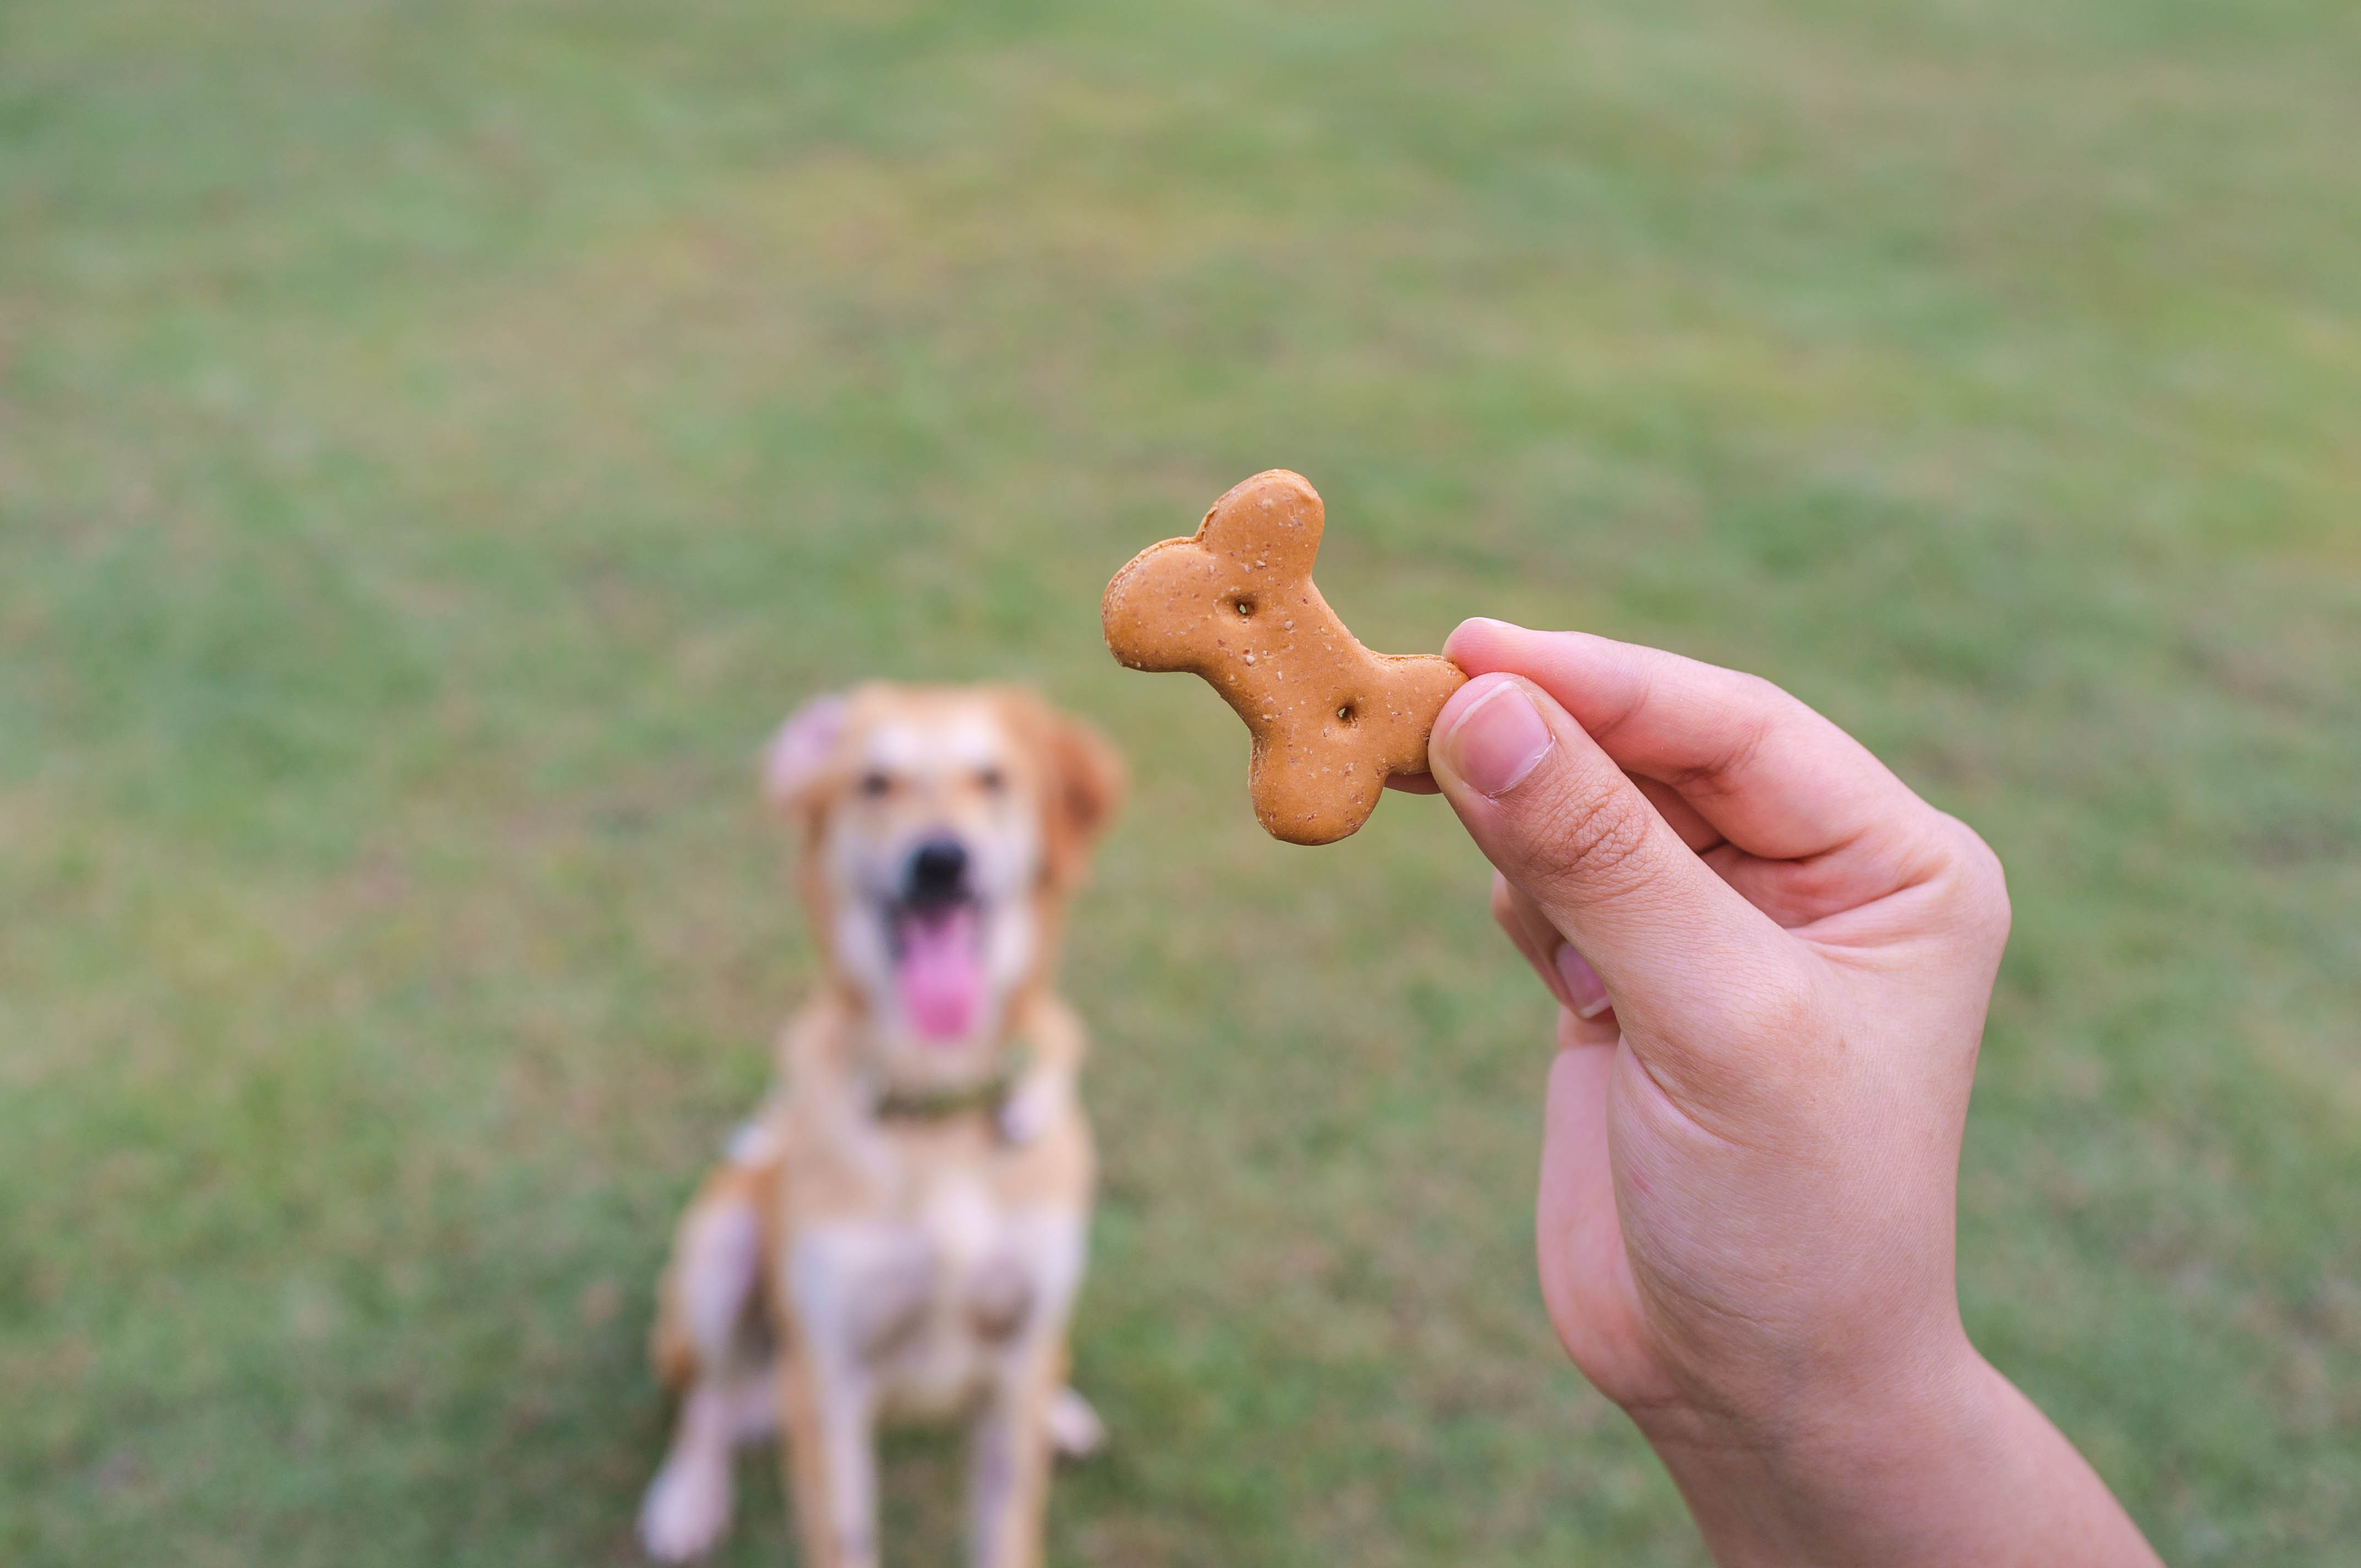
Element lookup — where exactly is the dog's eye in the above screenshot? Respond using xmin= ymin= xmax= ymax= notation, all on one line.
xmin=975 ymin=766 xmax=1006 ymax=795
xmin=859 ymin=770 xmax=893 ymax=798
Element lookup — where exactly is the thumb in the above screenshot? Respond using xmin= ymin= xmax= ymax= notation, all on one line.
xmin=1428 ymin=673 xmax=1808 ymax=1104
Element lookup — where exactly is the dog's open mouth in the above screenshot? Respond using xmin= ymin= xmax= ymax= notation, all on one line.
xmin=890 ymin=899 xmax=984 ymax=1044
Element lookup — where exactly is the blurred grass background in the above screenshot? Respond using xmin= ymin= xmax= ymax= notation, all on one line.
xmin=3 ymin=0 xmax=2358 ymax=1562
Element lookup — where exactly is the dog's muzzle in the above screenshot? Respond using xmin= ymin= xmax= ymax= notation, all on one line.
xmin=888 ymin=835 xmax=986 ymax=1044
xmin=905 ymin=836 xmax=970 ymax=908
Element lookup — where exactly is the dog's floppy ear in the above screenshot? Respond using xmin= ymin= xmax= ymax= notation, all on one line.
xmin=763 ymin=693 xmax=850 ymax=817
xmin=1038 ymin=706 xmax=1125 ymax=892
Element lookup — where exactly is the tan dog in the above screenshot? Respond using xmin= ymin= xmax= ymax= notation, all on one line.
xmin=638 ymin=684 xmax=1124 ymax=1566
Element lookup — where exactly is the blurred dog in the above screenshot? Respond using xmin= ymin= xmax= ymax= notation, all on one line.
xmin=638 ymin=684 xmax=1123 ymax=1567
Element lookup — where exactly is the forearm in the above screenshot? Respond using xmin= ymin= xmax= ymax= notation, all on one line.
xmin=1640 ymin=1351 xmax=2162 ymax=1568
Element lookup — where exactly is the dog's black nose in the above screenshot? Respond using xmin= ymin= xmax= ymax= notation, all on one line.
xmin=907 ymin=837 xmax=970 ymax=904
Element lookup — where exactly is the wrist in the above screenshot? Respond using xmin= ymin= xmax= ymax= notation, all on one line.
xmin=1634 ymin=1330 xmax=2008 ymax=1566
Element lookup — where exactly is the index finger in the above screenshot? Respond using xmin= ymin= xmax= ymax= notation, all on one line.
xmin=1442 ymin=618 xmax=1928 ymax=862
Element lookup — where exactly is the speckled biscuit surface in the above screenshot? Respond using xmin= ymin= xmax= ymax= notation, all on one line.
xmin=1102 ymin=470 xmax=1467 ymax=846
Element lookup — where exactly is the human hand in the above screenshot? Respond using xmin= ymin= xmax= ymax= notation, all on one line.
xmin=1418 ymin=618 xmax=2158 ymax=1567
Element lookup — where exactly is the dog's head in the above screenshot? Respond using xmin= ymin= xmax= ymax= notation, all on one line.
xmin=763 ymin=683 xmax=1123 ymax=1074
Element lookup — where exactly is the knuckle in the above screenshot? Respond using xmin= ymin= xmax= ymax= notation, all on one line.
xmin=1525 ymin=773 xmax=1656 ymax=899
xmin=1726 ymin=673 xmax=1795 ymax=734
xmin=1930 ymin=814 xmax=2012 ymax=944
xmin=1655 ymin=676 xmax=1799 ymax=797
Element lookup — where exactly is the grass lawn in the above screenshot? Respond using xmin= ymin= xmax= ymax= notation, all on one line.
xmin=4 ymin=0 xmax=2358 ymax=1561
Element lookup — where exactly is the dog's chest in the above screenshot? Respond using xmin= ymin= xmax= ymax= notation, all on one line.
xmin=787 ymin=1152 xmax=1085 ymax=1419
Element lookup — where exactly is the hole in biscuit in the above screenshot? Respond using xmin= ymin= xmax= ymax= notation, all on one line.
xmin=1232 ymin=596 xmax=1256 ymax=618
xmin=1336 ymin=703 xmax=1357 ymax=724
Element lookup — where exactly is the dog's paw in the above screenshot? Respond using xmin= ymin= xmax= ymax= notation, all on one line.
xmin=1046 ymin=1385 xmax=1107 ymax=1460
xmin=638 ymin=1449 xmax=734 ymax=1561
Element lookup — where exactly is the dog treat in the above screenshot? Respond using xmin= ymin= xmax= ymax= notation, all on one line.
xmin=1102 ymin=469 xmax=1466 ymax=846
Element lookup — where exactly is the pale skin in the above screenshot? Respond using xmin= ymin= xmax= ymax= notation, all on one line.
xmin=1390 ymin=618 xmax=2164 ymax=1567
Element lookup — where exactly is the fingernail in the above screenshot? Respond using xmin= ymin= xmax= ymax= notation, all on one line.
xmin=1444 ymin=616 xmax=1530 ymax=661
xmin=1441 ymin=679 xmax=1554 ymax=798
xmin=1555 ymin=944 xmax=1612 ymax=1019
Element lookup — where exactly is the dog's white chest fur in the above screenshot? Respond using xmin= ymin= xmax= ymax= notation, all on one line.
xmin=790 ymin=1174 xmax=1087 ymax=1422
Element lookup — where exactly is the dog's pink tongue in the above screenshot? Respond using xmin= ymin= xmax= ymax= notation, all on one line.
xmin=898 ymin=907 xmax=983 ymax=1044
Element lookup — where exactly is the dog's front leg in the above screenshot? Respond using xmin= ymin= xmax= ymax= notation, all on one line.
xmin=786 ymin=1229 xmax=921 ymax=1568
xmin=780 ymin=1352 xmax=880 ymax=1568
xmin=965 ymin=1352 xmax=1059 ymax=1568
xmin=965 ymin=1208 xmax=1089 ymax=1568
xmin=640 ymin=1161 xmax=779 ymax=1561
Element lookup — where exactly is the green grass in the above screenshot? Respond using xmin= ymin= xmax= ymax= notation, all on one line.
xmin=3 ymin=0 xmax=2358 ymax=1561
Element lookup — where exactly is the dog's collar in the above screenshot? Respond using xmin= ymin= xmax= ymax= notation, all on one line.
xmin=870 ymin=1044 xmax=1030 ymax=1124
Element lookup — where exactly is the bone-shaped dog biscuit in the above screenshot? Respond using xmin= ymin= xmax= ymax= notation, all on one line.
xmin=1102 ymin=470 xmax=1466 ymax=846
